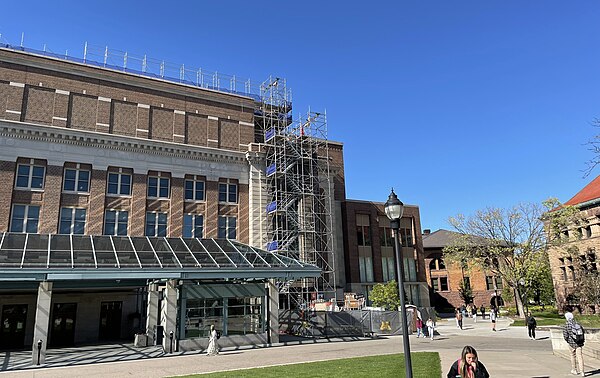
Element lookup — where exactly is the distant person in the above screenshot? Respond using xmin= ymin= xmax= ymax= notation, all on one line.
xmin=480 ymin=305 xmax=485 ymax=320
xmin=446 ymin=345 xmax=490 ymax=378
xmin=426 ymin=317 xmax=435 ymax=340
xmin=461 ymin=304 xmax=467 ymax=318
xmin=563 ymin=311 xmax=585 ymax=376
xmin=206 ymin=324 xmax=219 ymax=356
xmin=456 ymin=308 xmax=463 ymax=330
xmin=490 ymin=307 xmax=497 ymax=331
xmin=526 ymin=311 xmax=537 ymax=340
xmin=416 ymin=317 xmax=423 ymax=338
xmin=472 ymin=305 xmax=477 ymax=323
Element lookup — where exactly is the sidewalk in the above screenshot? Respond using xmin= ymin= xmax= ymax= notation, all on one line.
xmin=1 ymin=316 xmax=599 ymax=377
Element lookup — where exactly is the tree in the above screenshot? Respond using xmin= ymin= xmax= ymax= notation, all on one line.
xmin=369 ymin=280 xmax=400 ymax=310
xmin=444 ymin=201 xmax=560 ymax=318
xmin=458 ymin=278 xmax=474 ymax=305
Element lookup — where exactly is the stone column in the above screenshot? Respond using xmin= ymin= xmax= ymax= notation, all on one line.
xmin=161 ymin=279 xmax=178 ymax=352
xmin=267 ymin=279 xmax=280 ymax=344
xmin=146 ymin=283 xmax=160 ymax=345
xmin=31 ymin=281 xmax=52 ymax=365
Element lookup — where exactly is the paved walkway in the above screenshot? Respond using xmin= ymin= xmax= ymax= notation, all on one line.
xmin=1 ymin=316 xmax=599 ymax=377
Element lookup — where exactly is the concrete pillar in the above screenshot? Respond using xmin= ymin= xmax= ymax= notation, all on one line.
xmin=146 ymin=283 xmax=160 ymax=345
xmin=161 ymin=279 xmax=178 ymax=352
xmin=267 ymin=279 xmax=280 ymax=344
xmin=31 ymin=281 xmax=52 ymax=365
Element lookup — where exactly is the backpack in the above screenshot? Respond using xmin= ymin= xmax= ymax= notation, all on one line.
xmin=216 ymin=330 xmax=222 ymax=340
xmin=571 ymin=322 xmax=585 ymax=346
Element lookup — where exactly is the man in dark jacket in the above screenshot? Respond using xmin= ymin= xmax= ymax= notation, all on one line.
xmin=526 ymin=312 xmax=537 ymax=340
xmin=563 ymin=311 xmax=585 ymax=376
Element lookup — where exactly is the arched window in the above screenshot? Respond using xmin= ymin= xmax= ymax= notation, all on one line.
xmin=429 ymin=255 xmax=446 ymax=270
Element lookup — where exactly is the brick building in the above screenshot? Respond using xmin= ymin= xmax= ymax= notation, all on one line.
xmin=547 ymin=175 xmax=600 ymax=312
xmin=341 ymin=200 xmax=430 ymax=306
xmin=423 ymin=229 xmax=504 ymax=311
xmin=0 ymin=43 xmax=430 ymax=361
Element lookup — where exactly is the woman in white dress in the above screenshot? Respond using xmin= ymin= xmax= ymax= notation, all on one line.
xmin=206 ymin=325 xmax=219 ymax=356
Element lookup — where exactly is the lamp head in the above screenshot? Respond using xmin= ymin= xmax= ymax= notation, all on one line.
xmin=384 ymin=189 xmax=404 ymax=221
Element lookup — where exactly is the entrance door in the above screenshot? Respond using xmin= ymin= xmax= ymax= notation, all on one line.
xmin=99 ymin=301 xmax=122 ymax=340
xmin=0 ymin=304 xmax=28 ymax=349
xmin=50 ymin=303 xmax=77 ymax=347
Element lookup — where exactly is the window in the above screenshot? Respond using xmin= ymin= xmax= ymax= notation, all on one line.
xmin=429 ymin=257 xmax=446 ymax=270
xmin=462 ymin=277 xmax=471 ymax=290
xmin=10 ymin=204 xmax=40 ymax=233
xmin=183 ymin=214 xmax=204 ymax=238
xmin=379 ymin=227 xmax=393 ymax=247
xmin=558 ymin=256 xmax=575 ymax=282
xmin=185 ymin=299 xmax=224 ymax=338
xmin=148 ymin=176 xmax=170 ymax=198
xmin=485 ymin=276 xmax=502 ymax=290
xmin=59 ymin=207 xmax=86 ymax=234
xmin=63 ymin=168 xmax=90 ymax=193
xmin=185 ymin=179 xmax=205 ymax=201
xmin=226 ymin=297 xmax=263 ymax=335
xmin=403 ymin=258 xmax=417 ymax=281
xmin=218 ymin=216 xmax=236 ymax=239
xmin=584 ymin=226 xmax=592 ymax=238
xmin=440 ymin=277 xmax=449 ymax=291
xmin=104 ymin=210 xmax=129 ymax=236
xmin=357 ymin=224 xmax=371 ymax=246
xmin=431 ymin=276 xmax=449 ymax=292
xmin=15 ymin=163 xmax=45 ymax=189
xmin=381 ymin=253 xmax=395 ymax=282
xmin=399 ymin=218 xmax=413 ymax=247
xmin=359 ymin=255 xmax=374 ymax=282
xmin=431 ymin=278 xmax=439 ymax=292
xmin=218 ymin=181 xmax=238 ymax=203
xmin=107 ymin=172 xmax=131 ymax=196
xmin=145 ymin=212 xmax=168 ymax=237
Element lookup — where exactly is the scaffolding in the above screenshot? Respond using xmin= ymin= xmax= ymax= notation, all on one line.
xmin=256 ymin=77 xmax=336 ymax=309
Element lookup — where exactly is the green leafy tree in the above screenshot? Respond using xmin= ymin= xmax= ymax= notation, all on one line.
xmin=458 ymin=279 xmax=473 ymax=305
xmin=444 ymin=200 xmax=568 ymax=318
xmin=369 ymin=280 xmax=400 ymax=310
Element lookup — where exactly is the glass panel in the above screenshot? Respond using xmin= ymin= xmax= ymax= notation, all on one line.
xmin=200 ymin=239 xmax=235 ymax=266
xmin=49 ymin=235 xmax=72 ymax=267
xmin=213 ymin=239 xmax=248 ymax=267
xmin=31 ymin=166 xmax=45 ymax=189
xmin=0 ymin=233 xmax=25 ymax=267
xmin=182 ymin=239 xmax=218 ymax=267
xmin=230 ymin=242 xmax=269 ymax=267
xmin=92 ymin=236 xmax=118 ymax=267
xmin=112 ymin=237 xmax=139 ymax=268
xmin=183 ymin=214 xmax=193 ymax=238
xmin=185 ymin=180 xmax=193 ymax=200
xmin=16 ymin=165 xmax=30 ymax=187
xmin=130 ymin=237 xmax=161 ymax=267
xmin=71 ymin=236 xmax=95 ymax=267
xmin=148 ymin=238 xmax=179 ymax=267
xmin=107 ymin=173 xmax=118 ymax=194
xmin=228 ymin=184 xmax=237 ymax=203
xmin=165 ymin=238 xmax=199 ymax=267
xmin=147 ymin=177 xmax=157 ymax=197
xmin=159 ymin=178 xmax=169 ymax=198
xmin=121 ymin=174 xmax=131 ymax=195
xmin=78 ymin=170 xmax=90 ymax=192
xmin=22 ymin=234 xmax=50 ymax=267
xmin=64 ymin=169 xmax=76 ymax=191
xmin=196 ymin=181 xmax=204 ymax=200
xmin=218 ymin=183 xmax=227 ymax=202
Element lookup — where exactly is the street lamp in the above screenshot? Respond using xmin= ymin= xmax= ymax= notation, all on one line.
xmin=519 ymin=278 xmax=529 ymax=316
xmin=384 ymin=189 xmax=412 ymax=378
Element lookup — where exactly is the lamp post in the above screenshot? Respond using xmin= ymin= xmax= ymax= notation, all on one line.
xmin=384 ymin=189 xmax=412 ymax=378
xmin=519 ymin=278 xmax=529 ymax=316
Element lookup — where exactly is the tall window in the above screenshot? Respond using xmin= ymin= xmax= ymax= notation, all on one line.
xmin=463 ymin=277 xmax=471 ymax=290
xmin=183 ymin=214 xmax=204 ymax=238
xmin=148 ymin=176 xmax=170 ymax=198
xmin=146 ymin=212 xmax=168 ymax=237
xmin=357 ymin=224 xmax=371 ymax=246
xmin=429 ymin=256 xmax=446 ymax=270
xmin=485 ymin=276 xmax=503 ymax=290
xmin=379 ymin=226 xmax=393 ymax=247
xmin=432 ymin=277 xmax=449 ymax=292
xmin=381 ymin=252 xmax=396 ymax=282
xmin=104 ymin=210 xmax=129 ymax=236
xmin=218 ymin=181 xmax=238 ymax=203
xmin=107 ymin=171 xmax=131 ymax=196
xmin=10 ymin=204 xmax=40 ymax=233
xmin=63 ymin=167 xmax=90 ymax=193
xmin=15 ymin=163 xmax=45 ymax=190
xmin=218 ymin=216 xmax=236 ymax=239
xmin=403 ymin=258 xmax=418 ymax=282
xmin=185 ymin=178 xmax=205 ymax=201
xmin=399 ymin=218 xmax=413 ymax=247
xmin=59 ymin=207 xmax=86 ymax=234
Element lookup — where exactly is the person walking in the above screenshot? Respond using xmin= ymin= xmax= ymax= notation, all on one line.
xmin=526 ymin=311 xmax=537 ymax=340
xmin=490 ymin=307 xmax=497 ymax=331
xmin=480 ymin=304 xmax=485 ymax=320
xmin=446 ymin=345 xmax=490 ymax=378
xmin=456 ymin=308 xmax=463 ymax=330
xmin=415 ymin=317 xmax=423 ymax=338
xmin=472 ymin=305 xmax=478 ymax=323
xmin=563 ymin=311 xmax=585 ymax=376
xmin=455 ymin=308 xmax=460 ymax=328
xmin=206 ymin=324 xmax=219 ymax=356
xmin=426 ymin=317 xmax=435 ymax=340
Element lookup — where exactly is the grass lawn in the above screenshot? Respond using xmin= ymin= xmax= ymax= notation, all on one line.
xmin=511 ymin=309 xmax=600 ymax=328
xmin=176 ymin=352 xmax=441 ymax=378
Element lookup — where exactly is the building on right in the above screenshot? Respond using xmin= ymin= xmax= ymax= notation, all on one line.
xmin=547 ymin=176 xmax=600 ymax=313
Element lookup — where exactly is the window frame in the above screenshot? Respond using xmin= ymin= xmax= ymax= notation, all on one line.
xmin=106 ymin=172 xmax=132 ymax=196
xmin=58 ymin=207 xmax=87 ymax=235
xmin=63 ymin=167 xmax=91 ymax=193
xmin=15 ymin=163 xmax=46 ymax=190
xmin=183 ymin=214 xmax=204 ymax=238
xmin=218 ymin=181 xmax=238 ymax=204
xmin=147 ymin=176 xmax=170 ymax=199
xmin=104 ymin=209 xmax=129 ymax=236
xmin=185 ymin=178 xmax=205 ymax=201
xmin=10 ymin=204 xmax=41 ymax=233
xmin=145 ymin=212 xmax=168 ymax=237
xmin=217 ymin=216 xmax=237 ymax=239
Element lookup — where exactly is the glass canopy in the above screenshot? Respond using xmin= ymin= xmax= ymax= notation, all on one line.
xmin=0 ymin=233 xmax=321 ymax=281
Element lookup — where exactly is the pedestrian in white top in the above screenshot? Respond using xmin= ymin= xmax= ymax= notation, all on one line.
xmin=426 ymin=318 xmax=435 ymax=340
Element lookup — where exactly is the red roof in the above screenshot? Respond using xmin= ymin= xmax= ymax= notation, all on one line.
xmin=564 ymin=175 xmax=600 ymax=207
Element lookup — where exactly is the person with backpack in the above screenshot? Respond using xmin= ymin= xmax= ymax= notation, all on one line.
xmin=526 ymin=311 xmax=537 ymax=340
xmin=446 ymin=345 xmax=490 ymax=378
xmin=563 ymin=311 xmax=585 ymax=376
xmin=206 ymin=324 xmax=220 ymax=356
xmin=415 ymin=316 xmax=424 ymax=338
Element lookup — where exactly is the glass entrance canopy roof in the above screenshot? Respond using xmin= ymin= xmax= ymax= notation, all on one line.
xmin=0 ymin=233 xmax=321 ymax=281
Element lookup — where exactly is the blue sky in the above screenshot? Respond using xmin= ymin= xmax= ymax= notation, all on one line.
xmin=2 ymin=1 xmax=600 ymax=232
